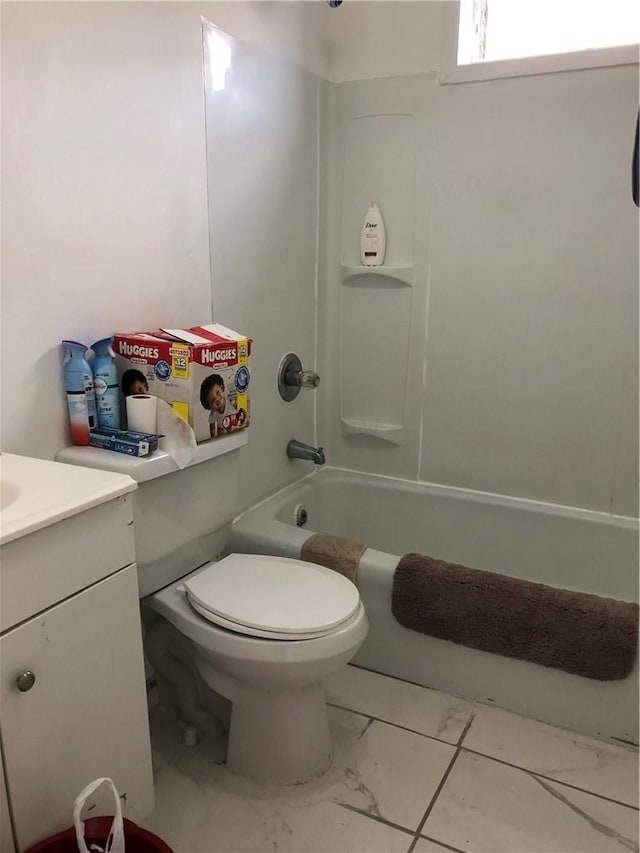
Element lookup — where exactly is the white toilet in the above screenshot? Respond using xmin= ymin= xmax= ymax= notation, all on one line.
xmin=57 ymin=432 xmax=368 ymax=785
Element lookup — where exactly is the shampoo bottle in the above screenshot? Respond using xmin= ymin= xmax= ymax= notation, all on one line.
xmin=360 ymin=202 xmax=386 ymax=266
xmin=62 ymin=340 xmax=98 ymax=445
xmin=91 ymin=337 xmax=121 ymax=429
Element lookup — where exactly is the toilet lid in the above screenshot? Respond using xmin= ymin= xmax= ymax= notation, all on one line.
xmin=183 ymin=553 xmax=361 ymax=640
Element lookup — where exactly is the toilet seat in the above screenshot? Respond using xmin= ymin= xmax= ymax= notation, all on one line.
xmin=183 ymin=553 xmax=361 ymax=640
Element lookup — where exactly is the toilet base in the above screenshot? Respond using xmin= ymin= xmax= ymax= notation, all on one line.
xmin=196 ymin=657 xmax=332 ymax=785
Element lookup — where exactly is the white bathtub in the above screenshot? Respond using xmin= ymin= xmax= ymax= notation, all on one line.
xmin=230 ymin=467 xmax=639 ymax=744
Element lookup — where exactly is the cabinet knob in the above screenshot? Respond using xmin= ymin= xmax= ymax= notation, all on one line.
xmin=16 ymin=671 xmax=36 ymax=692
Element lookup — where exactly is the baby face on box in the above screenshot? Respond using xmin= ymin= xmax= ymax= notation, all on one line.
xmin=199 ymin=371 xmax=247 ymax=438
xmin=121 ymin=369 xmax=149 ymax=397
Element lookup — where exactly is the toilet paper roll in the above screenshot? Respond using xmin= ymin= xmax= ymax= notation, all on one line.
xmin=126 ymin=394 xmax=158 ymax=434
xmin=126 ymin=394 xmax=197 ymax=468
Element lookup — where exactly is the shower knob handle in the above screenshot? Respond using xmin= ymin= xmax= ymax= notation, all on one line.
xmin=298 ymin=371 xmax=320 ymax=389
xmin=278 ymin=353 xmax=321 ymax=401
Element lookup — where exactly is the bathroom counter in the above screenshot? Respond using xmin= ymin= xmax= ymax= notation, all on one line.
xmin=0 ymin=452 xmax=136 ymax=545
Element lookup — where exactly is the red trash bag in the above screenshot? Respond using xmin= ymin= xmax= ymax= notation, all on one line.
xmin=25 ymin=778 xmax=173 ymax=853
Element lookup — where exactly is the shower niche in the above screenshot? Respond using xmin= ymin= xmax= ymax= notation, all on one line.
xmin=338 ymin=112 xmax=415 ymax=446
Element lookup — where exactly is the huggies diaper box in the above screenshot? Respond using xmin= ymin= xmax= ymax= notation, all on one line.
xmin=113 ymin=324 xmax=251 ymax=443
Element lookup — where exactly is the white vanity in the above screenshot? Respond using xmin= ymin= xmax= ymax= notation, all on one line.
xmin=0 ymin=454 xmax=154 ymax=852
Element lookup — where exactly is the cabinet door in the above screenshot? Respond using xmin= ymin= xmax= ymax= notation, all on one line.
xmin=0 ymin=565 xmax=154 ymax=851
xmin=0 ymin=746 xmax=15 ymax=853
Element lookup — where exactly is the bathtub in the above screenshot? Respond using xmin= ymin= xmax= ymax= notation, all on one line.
xmin=230 ymin=467 xmax=639 ymax=745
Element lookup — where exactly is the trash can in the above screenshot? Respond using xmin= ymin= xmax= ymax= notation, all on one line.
xmin=24 ymin=778 xmax=173 ymax=853
xmin=25 ymin=817 xmax=174 ymax=853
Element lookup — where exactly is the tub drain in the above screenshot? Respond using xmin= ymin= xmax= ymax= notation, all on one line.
xmin=294 ymin=504 xmax=308 ymax=527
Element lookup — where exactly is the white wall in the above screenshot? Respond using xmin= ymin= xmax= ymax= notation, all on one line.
xmin=321 ymin=2 xmax=638 ymax=516
xmin=0 ymin=1 xmax=327 ymax=464
xmin=327 ymin=0 xmax=443 ymax=81
xmin=423 ymin=64 xmax=638 ymax=515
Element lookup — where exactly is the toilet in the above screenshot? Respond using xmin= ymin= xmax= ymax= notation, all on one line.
xmin=57 ymin=432 xmax=368 ymax=785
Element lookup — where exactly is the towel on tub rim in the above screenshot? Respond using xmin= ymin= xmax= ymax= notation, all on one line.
xmin=391 ymin=552 xmax=638 ymax=681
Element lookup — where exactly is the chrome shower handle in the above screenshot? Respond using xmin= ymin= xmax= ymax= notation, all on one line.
xmin=295 ymin=370 xmax=320 ymax=390
xmin=278 ymin=353 xmax=320 ymax=401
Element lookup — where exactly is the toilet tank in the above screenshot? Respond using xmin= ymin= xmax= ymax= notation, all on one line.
xmin=56 ymin=431 xmax=247 ymax=596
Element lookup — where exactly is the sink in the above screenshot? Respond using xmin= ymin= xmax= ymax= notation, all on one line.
xmin=0 ymin=481 xmax=20 ymax=511
xmin=0 ymin=453 xmax=136 ymax=546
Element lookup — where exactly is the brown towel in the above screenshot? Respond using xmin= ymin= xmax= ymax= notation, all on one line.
xmin=392 ymin=553 xmax=639 ymax=681
xmin=301 ymin=532 xmax=367 ymax=584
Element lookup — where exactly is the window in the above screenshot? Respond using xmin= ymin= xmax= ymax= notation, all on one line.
xmin=441 ymin=0 xmax=639 ymax=84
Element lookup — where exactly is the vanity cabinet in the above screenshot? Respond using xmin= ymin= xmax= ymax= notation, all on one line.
xmin=0 ymin=455 xmax=154 ymax=852
xmin=0 ymin=747 xmax=15 ymax=853
xmin=1 ymin=565 xmax=153 ymax=851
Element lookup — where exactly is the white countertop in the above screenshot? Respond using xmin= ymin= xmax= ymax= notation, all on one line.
xmin=0 ymin=453 xmax=137 ymax=546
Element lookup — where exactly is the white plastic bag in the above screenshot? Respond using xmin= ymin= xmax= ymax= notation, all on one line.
xmin=72 ymin=777 xmax=125 ymax=853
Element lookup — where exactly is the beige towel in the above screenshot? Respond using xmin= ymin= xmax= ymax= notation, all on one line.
xmin=301 ymin=532 xmax=367 ymax=584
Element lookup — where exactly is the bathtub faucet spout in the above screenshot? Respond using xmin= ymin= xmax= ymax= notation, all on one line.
xmin=287 ymin=440 xmax=325 ymax=465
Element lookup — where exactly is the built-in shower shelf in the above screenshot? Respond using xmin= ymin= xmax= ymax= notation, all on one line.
xmin=341 ymin=418 xmax=403 ymax=445
xmin=340 ymin=264 xmax=414 ymax=287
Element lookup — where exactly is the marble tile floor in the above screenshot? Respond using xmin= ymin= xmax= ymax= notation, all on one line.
xmin=142 ymin=664 xmax=639 ymax=853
